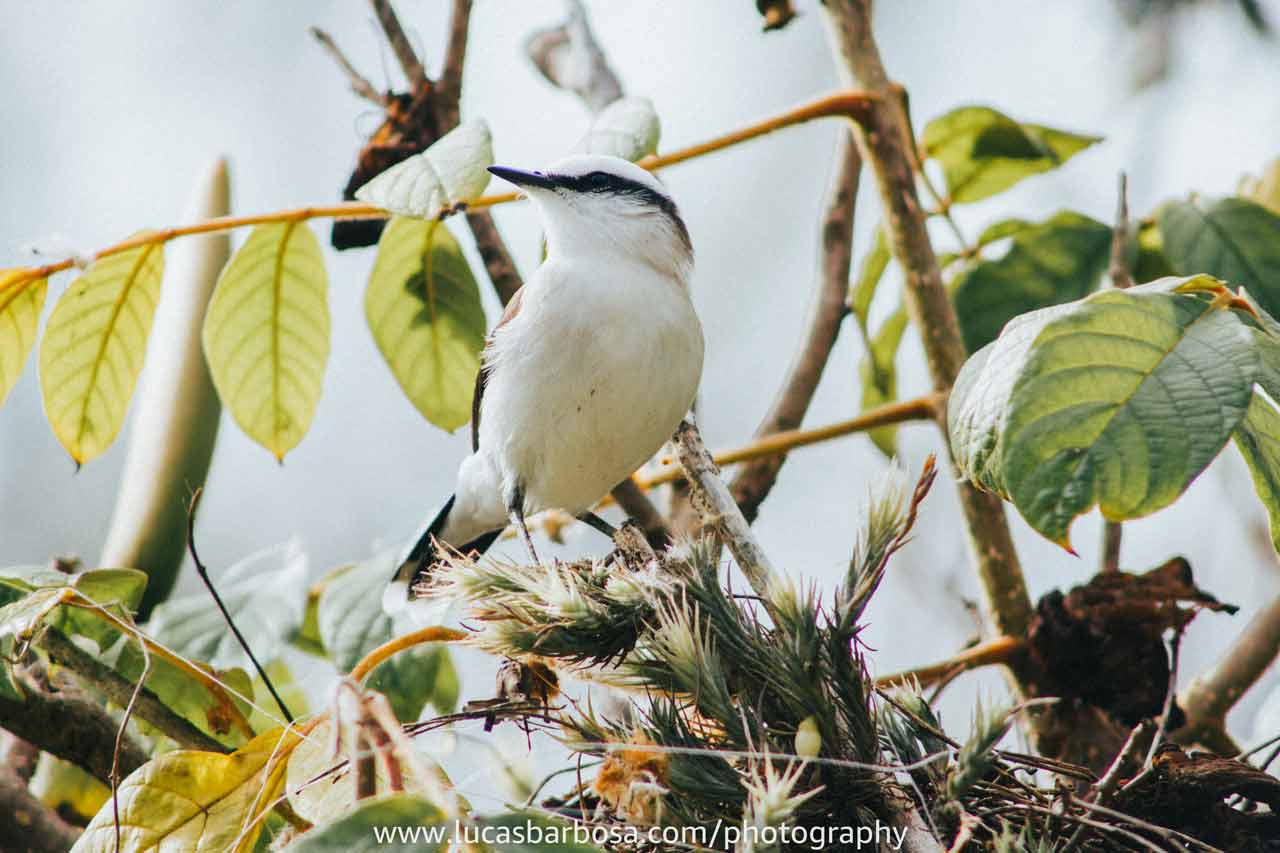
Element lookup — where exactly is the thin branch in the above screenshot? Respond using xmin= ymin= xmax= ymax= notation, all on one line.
xmin=1143 ymin=630 xmax=1183 ymax=769
xmin=820 ymin=1 xmax=1032 ymax=644
xmin=608 ymin=478 xmax=670 ymax=548
xmin=1100 ymin=521 xmax=1123 ymax=574
xmin=369 ymin=0 xmax=428 ymax=89
xmin=113 ymin=638 xmax=151 ymax=852
xmin=1100 ymin=173 xmax=1132 ymax=573
xmin=0 ymin=768 xmax=80 ymax=853
xmin=37 ymin=627 xmax=230 ymax=754
xmin=1178 ymin=593 xmax=1280 ymax=746
xmin=730 ymin=127 xmax=860 ymax=523
xmin=0 ymin=669 xmax=148 ymax=785
xmin=671 ymin=420 xmax=780 ymax=615
xmin=186 ymin=488 xmax=293 ymax=723
xmin=349 ymin=625 xmax=467 ymax=683
xmin=1062 ymin=720 xmax=1153 ymax=853
xmin=875 ymin=635 xmax=1026 ymax=689
xmin=438 ymin=0 xmax=473 ymax=111
xmin=310 ymin=27 xmax=387 ymax=106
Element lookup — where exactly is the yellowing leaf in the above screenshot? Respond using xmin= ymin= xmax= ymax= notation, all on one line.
xmin=1235 ymin=393 xmax=1280 ymax=553
xmin=39 ymin=242 xmax=165 ymax=463
xmin=203 ymin=222 xmax=329 ymax=461
xmin=572 ymin=96 xmax=661 ymax=161
xmin=73 ymin=726 xmax=302 ymax=853
xmin=355 ymin=121 xmax=494 ymax=219
xmin=0 ymin=270 xmax=47 ymax=407
xmin=366 ymin=218 xmax=485 ymax=431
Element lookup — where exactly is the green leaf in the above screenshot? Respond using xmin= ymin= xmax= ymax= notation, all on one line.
xmin=858 ymin=306 xmax=908 ymax=458
xmin=0 ymin=271 xmax=47 ymax=408
xmin=203 ymin=222 xmax=329 ymax=461
xmin=921 ymin=106 xmax=1100 ymax=204
xmin=317 ymin=551 xmax=454 ymax=720
xmin=1234 ymin=394 xmax=1280 ymax=553
xmin=72 ymin=727 xmax=300 ymax=853
xmin=848 ymin=224 xmax=889 ymax=323
xmin=1159 ymin=196 xmax=1280 ymax=320
xmin=247 ymin=660 xmax=308 ymax=734
xmin=0 ymin=566 xmax=147 ymax=650
xmin=1133 ymin=218 xmax=1175 ymax=283
xmin=356 ymin=121 xmax=494 ymax=218
xmin=283 ymin=795 xmax=447 ymax=852
xmin=145 ymin=542 xmax=306 ymax=671
xmin=996 ymin=281 xmax=1257 ymax=547
xmin=115 ymin=641 xmax=255 ymax=745
xmin=1239 ymin=157 xmax=1280 ymax=215
xmin=39 ymin=241 xmax=164 ymax=463
xmin=954 ymin=211 xmax=1112 ymax=352
xmin=572 ymin=96 xmax=660 ymax=161
xmin=366 ymin=218 xmax=486 ymax=431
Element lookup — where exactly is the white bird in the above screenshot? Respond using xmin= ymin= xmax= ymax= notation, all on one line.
xmin=389 ymin=153 xmax=704 ymax=599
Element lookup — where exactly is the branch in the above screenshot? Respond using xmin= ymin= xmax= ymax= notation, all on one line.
xmin=1177 ymin=594 xmax=1280 ymax=747
xmin=1100 ymin=172 xmax=1132 ymax=573
xmin=349 ymin=626 xmax=467 ymax=683
xmin=0 ymin=768 xmax=80 ymax=853
xmin=37 ymin=627 xmax=230 ymax=754
xmin=310 ymin=27 xmax=387 ymax=106
xmin=730 ymin=127 xmax=860 ymax=523
xmin=820 ymin=1 xmax=1032 ymax=643
xmin=874 ymin=635 xmax=1026 ymax=690
xmin=438 ymin=0 xmax=473 ymax=113
xmin=369 ymin=0 xmax=427 ymax=89
xmin=464 ymin=210 xmax=524 ymax=305
xmin=671 ymin=420 xmax=780 ymax=613
xmin=0 ymin=674 xmax=147 ymax=785
xmin=608 ymin=478 xmax=671 ymax=548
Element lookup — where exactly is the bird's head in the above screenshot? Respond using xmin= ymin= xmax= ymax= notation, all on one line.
xmin=488 ymin=154 xmax=693 ymax=280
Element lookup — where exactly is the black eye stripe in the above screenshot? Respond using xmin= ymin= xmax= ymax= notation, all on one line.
xmin=547 ymin=170 xmax=692 ymax=254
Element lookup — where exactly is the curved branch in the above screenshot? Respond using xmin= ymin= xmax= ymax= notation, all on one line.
xmin=0 ymin=768 xmax=80 ymax=852
xmin=730 ymin=127 xmax=860 ymax=522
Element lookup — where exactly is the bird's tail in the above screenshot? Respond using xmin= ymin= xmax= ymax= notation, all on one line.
xmin=387 ymin=494 xmax=501 ymax=595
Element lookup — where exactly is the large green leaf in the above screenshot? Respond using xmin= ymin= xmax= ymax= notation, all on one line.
xmin=72 ymin=726 xmax=300 ymax=853
xmin=921 ymin=107 xmax=1100 ymax=204
xmin=954 ymin=211 xmax=1112 ymax=352
xmin=356 ymin=121 xmax=494 ymax=219
xmin=0 ymin=565 xmax=146 ymax=650
xmin=366 ymin=218 xmax=486 ymax=432
xmin=145 ymin=542 xmax=307 ymax=670
xmin=1159 ymin=196 xmax=1280 ymax=319
xmin=316 ymin=551 xmax=455 ymax=721
xmin=0 ymin=270 xmax=47 ymax=408
xmin=1234 ymin=394 xmax=1280 ymax=553
xmin=115 ymin=642 xmax=254 ymax=745
xmin=39 ymin=241 xmax=164 ymax=463
xmin=203 ymin=221 xmax=329 ymax=461
xmin=572 ymin=96 xmax=660 ymax=162
xmin=283 ymin=795 xmax=447 ymax=852
xmin=1001 ymin=284 xmax=1257 ymax=547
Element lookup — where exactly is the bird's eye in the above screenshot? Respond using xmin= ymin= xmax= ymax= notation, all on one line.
xmin=586 ymin=171 xmax=611 ymax=189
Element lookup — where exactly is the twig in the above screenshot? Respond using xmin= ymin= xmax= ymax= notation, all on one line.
xmin=608 ymin=478 xmax=670 ymax=548
xmin=1062 ymin=720 xmax=1153 ymax=853
xmin=349 ymin=625 xmax=467 ymax=683
xmin=875 ymin=635 xmax=1026 ymax=689
xmin=113 ymin=638 xmax=151 ymax=853
xmin=310 ymin=27 xmax=387 ymax=106
xmin=1100 ymin=173 xmax=1132 ymax=573
xmin=1178 ymin=593 xmax=1280 ymax=748
xmin=671 ymin=420 xmax=780 ymax=615
xmin=1142 ymin=631 xmax=1184 ymax=773
xmin=820 ymin=2 xmax=1032 ymax=651
xmin=0 ymin=668 xmax=148 ymax=784
xmin=438 ymin=0 xmax=472 ymax=112
xmin=186 ymin=488 xmax=293 ymax=723
xmin=369 ymin=0 xmax=427 ymax=89
xmin=0 ymin=768 xmax=80 ymax=852
xmin=36 ymin=627 xmax=229 ymax=754
xmin=730 ymin=127 xmax=860 ymax=523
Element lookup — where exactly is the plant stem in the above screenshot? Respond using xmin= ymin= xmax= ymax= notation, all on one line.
xmin=730 ymin=127 xmax=861 ymax=523
xmin=37 ymin=627 xmax=230 ymax=754
xmin=349 ymin=626 xmax=467 ymax=683
xmin=1100 ymin=173 xmax=1132 ymax=572
xmin=874 ymin=635 xmax=1026 ymax=689
xmin=820 ymin=0 xmax=1032 ymax=644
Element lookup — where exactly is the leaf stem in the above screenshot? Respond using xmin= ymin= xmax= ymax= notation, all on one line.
xmin=349 ymin=625 xmax=467 ymax=683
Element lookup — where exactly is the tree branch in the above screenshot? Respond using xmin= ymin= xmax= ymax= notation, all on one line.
xmin=874 ymin=635 xmax=1026 ymax=690
xmin=464 ymin=210 xmax=524 ymax=306
xmin=369 ymin=0 xmax=428 ymax=89
xmin=608 ymin=477 xmax=670 ymax=548
xmin=1177 ymin=594 xmax=1280 ymax=748
xmin=0 ymin=767 xmax=80 ymax=853
xmin=37 ymin=628 xmax=230 ymax=755
xmin=820 ymin=0 xmax=1032 ymax=643
xmin=730 ymin=127 xmax=860 ymax=523
xmin=1100 ymin=172 xmax=1132 ymax=572
xmin=310 ymin=27 xmax=387 ymax=107
xmin=438 ymin=0 xmax=473 ymax=114
xmin=0 ymin=676 xmax=147 ymax=786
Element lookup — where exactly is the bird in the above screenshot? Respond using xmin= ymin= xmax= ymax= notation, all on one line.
xmin=386 ymin=153 xmax=704 ymax=603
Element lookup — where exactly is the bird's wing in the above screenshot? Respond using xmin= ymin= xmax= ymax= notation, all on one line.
xmin=472 ymin=285 xmax=526 ymax=452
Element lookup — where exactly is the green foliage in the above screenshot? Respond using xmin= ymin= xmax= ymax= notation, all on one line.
xmin=366 ymin=218 xmax=486 ymax=432
xmin=946 ymin=700 xmax=1013 ymax=801
xmin=1233 ymin=394 xmax=1280 ymax=552
xmin=282 ymin=795 xmax=447 ymax=852
xmin=573 ymin=96 xmax=661 ymax=161
xmin=1160 ymin=195 xmax=1280 ymax=318
xmin=920 ymin=106 xmax=1100 ymax=204
xmin=202 ymin=221 xmax=330 ymax=461
xmin=114 ymin=641 xmax=255 ymax=745
xmin=0 ymin=565 xmax=146 ymax=651
xmin=355 ymin=121 xmax=494 ymax=218
xmin=849 ymin=225 xmax=905 ymax=456
xmin=950 ymin=276 xmax=1266 ymax=548
xmin=953 ymin=211 xmax=1112 ymax=352
xmin=39 ymin=242 xmax=164 ymax=464
xmin=0 ymin=271 xmax=46 ymax=407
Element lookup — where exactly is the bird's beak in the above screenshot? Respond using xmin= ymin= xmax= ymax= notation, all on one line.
xmin=487 ymin=166 xmax=555 ymax=190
